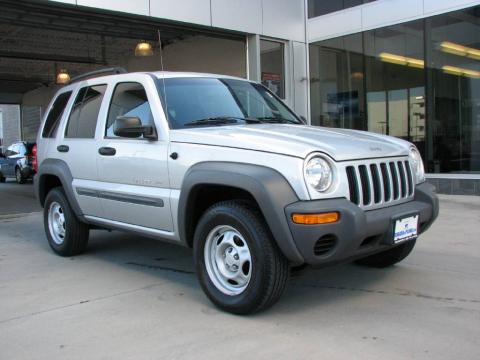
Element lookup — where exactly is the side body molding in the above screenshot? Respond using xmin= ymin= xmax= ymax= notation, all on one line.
xmin=34 ymin=158 xmax=84 ymax=219
xmin=178 ymin=162 xmax=304 ymax=264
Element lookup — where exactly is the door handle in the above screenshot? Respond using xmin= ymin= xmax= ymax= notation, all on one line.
xmin=98 ymin=147 xmax=116 ymax=156
xmin=57 ymin=145 xmax=69 ymax=153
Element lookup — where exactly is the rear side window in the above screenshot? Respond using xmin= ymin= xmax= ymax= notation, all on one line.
xmin=105 ymin=82 xmax=154 ymax=138
xmin=65 ymin=85 xmax=107 ymax=138
xmin=42 ymin=91 xmax=72 ymax=138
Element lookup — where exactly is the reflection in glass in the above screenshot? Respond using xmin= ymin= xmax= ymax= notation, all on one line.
xmin=260 ymin=40 xmax=285 ymax=99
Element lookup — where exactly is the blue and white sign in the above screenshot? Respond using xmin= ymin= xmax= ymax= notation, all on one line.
xmin=394 ymin=215 xmax=419 ymax=243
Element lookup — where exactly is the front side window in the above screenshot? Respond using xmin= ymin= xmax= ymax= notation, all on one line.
xmin=65 ymin=85 xmax=107 ymax=138
xmin=106 ymin=82 xmax=154 ymax=138
xmin=158 ymin=77 xmax=301 ymax=129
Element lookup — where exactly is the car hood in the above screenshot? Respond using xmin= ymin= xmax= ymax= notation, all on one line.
xmin=170 ymin=124 xmax=411 ymax=161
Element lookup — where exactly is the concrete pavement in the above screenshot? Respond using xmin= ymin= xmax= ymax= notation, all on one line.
xmin=0 ymin=180 xmax=39 ymax=215
xmin=0 ymin=195 xmax=479 ymax=359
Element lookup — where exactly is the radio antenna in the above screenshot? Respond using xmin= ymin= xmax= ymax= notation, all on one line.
xmin=157 ymin=29 xmax=168 ymax=121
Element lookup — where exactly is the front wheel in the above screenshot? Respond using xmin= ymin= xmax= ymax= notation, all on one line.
xmin=44 ymin=187 xmax=89 ymax=256
xmin=194 ymin=201 xmax=289 ymax=314
xmin=355 ymin=239 xmax=416 ymax=268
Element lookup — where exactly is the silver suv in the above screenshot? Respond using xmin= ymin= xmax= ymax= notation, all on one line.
xmin=35 ymin=70 xmax=439 ymax=314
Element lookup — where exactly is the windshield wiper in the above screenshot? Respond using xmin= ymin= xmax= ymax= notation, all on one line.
xmin=255 ymin=117 xmax=296 ymax=124
xmin=184 ymin=117 xmax=260 ymax=127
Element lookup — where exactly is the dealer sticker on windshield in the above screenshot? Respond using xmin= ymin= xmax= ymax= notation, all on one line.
xmin=393 ymin=215 xmax=419 ymax=243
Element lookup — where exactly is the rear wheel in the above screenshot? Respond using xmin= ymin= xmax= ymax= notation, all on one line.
xmin=355 ymin=240 xmax=416 ymax=268
xmin=194 ymin=200 xmax=289 ymax=314
xmin=0 ymin=173 xmax=5 ymax=183
xmin=44 ymin=187 xmax=89 ymax=256
xmin=15 ymin=167 xmax=26 ymax=184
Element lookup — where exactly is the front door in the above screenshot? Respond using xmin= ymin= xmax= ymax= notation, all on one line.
xmin=96 ymin=78 xmax=173 ymax=232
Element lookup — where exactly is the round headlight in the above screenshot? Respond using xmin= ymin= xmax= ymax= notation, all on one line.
xmin=409 ymin=147 xmax=425 ymax=183
xmin=305 ymin=156 xmax=333 ymax=192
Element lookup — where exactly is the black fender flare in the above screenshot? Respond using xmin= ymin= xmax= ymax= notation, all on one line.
xmin=34 ymin=158 xmax=84 ymax=218
xmin=178 ymin=162 xmax=305 ymax=264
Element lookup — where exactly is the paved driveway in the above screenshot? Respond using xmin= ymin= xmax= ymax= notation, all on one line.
xmin=0 ymin=195 xmax=479 ymax=359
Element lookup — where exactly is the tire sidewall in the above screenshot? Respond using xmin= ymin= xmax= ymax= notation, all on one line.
xmin=15 ymin=168 xmax=25 ymax=184
xmin=194 ymin=205 xmax=272 ymax=313
xmin=44 ymin=188 xmax=75 ymax=255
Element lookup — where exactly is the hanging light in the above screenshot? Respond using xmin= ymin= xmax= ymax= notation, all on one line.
xmin=56 ymin=69 xmax=70 ymax=84
xmin=135 ymin=41 xmax=153 ymax=57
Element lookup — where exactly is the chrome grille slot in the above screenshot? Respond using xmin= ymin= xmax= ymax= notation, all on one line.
xmin=345 ymin=157 xmax=415 ymax=210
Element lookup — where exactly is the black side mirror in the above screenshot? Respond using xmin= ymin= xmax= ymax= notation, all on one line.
xmin=113 ymin=116 xmax=157 ymax=140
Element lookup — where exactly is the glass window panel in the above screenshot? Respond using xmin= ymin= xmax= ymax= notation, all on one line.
xmin=309 ymin=33 xmax=365 ymax=129
xmin=106 ymin=82 xmax=154 ymax=138
xmin=367 ymin=91 xmax=387 ymax=134
xmin=260 ymin=40 xmax=285 ymax=99
xmin=42 ymin=91 xmax=72 ymax=138
xmin=426 ymin=6 xmax=480 ymax=173
xmin=65 ymin=85 xmax=107 ymax=139
xmin=364 ymin=19 xmax=425 ymax=151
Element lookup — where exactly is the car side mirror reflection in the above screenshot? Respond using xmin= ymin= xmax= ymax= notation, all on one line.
xmin=113 ymin=116 xmax=157 ymax=140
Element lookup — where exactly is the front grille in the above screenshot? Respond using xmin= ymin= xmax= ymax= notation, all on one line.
xmin=346 ymin=159 xmax=414 ymax=209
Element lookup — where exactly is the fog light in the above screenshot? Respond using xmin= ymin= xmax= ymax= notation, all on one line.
xmin=292 ymin=212 xmax=340 ymax=225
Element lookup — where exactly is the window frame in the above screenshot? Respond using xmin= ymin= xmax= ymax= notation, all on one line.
xmin=104 ymin=81 xmax=158 ymax=141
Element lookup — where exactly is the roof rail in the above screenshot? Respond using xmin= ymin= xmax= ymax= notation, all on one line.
xmin=67 ymin=67 xmax=127 ymax=85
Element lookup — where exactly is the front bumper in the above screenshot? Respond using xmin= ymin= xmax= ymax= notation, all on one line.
xmin=285 ymin=182 xmax=439 ymax=266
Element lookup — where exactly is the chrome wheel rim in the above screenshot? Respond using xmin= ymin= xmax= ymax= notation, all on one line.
xmin=204 ymin=225 xmax=252 ymax=296
xmin=48 ymin=202 xmax=66 ymax=245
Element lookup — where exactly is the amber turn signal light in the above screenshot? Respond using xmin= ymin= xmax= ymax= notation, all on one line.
xmin=291 ymin=212 xmax=340 ymax=225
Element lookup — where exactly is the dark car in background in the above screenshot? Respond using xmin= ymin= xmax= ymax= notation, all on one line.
xmin=0 ymin=141 xmax=37 ymax=184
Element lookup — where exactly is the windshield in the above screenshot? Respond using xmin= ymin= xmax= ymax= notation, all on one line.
xmin=157 ymin=77 xmax=302 ymax=128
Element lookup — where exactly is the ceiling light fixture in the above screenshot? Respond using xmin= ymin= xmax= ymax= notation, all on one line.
xmin=135 ymin=41 xmax=154 ymax=57
xmin=442 ymin=65 xmax=480 ymax=78
xmin=379 ymin=52 xmax=424 ymax=68
xmin=56 ymin=69 xmax=70 ymax=84
xmin=440 ymin=41 xmax=480 ymax=60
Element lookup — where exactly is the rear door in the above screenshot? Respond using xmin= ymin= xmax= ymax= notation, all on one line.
xmin=96 ymin=75 xmax=173 ymax=231
xmin=54 ymin=82 xmax=108 ymax=218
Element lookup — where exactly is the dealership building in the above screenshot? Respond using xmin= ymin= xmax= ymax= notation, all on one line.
xmin=0 ymin=0 xmax=479 ymax=193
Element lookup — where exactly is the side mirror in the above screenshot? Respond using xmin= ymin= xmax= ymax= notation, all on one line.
xmin=113 ymin=116 xmax=157 ymax=140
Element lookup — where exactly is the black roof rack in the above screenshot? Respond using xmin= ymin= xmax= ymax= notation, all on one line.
xmin=67 ymin=67 xmax=127 ymax=85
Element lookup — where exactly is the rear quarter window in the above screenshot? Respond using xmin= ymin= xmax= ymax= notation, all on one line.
xmin=42 ymin=91 xmax=73 ymax=138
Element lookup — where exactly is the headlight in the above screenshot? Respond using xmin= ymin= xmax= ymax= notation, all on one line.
xmin=304 ymin=156 xmax=333 ymax=192
xmin=409 ymin=147 xmax=425 ymax=183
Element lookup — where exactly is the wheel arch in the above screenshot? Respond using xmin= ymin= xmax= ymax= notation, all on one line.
xmin=35 ymin=159 xmax=83 ymax=219
xmin=178 ymin=162 xmax=304 ymax=264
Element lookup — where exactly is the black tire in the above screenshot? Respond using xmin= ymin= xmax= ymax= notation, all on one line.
xmin=0 ymin=173 xmax=5 ymax=183
xmin=44 ymin=187 xmax=89 ymax=256
xmin=15 ymin=167 xmax=26 ymax=184
xmin=194 ymin=200 xmax=289 ymax=314
xmin=355 ymin=239 xmax=416 ymax=268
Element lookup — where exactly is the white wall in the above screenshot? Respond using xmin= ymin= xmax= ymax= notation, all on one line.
xmin=49 ymin=0 xmax=306 ymax=43
xmin=308 ymin=0 xmax=480 ymax=43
